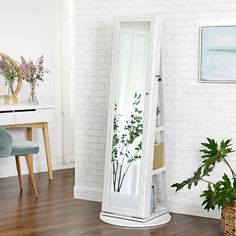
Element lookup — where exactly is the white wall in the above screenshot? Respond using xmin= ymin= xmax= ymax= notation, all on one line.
xmin=0 ymin=0 xmax=72 ymax=177
xmin=73 ymin=0 xmax=236 ymax=218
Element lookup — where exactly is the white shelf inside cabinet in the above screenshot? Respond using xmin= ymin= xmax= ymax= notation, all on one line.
xmin=152 ymin=167 xmax=166 ymax=175
xmin=155 ymin=126 xmax=164 ymax=133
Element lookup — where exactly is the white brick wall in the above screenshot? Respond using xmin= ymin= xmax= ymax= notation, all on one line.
xmin=73 ymin=0 xmax=236 ymax=218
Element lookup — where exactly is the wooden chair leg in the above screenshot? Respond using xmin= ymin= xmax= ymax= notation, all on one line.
xmin=26 ymin=127 xmax=33 ymax=170
xmin=42 ymin=122 xmax=53 ymax=180
xmin=25 ymin=155 xmax=38 ymax=198
xmin=15 ymin=156 xmax=22 ymax=190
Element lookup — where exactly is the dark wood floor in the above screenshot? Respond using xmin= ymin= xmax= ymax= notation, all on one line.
xmin=0 ymin=168 xmax=222 ymax=236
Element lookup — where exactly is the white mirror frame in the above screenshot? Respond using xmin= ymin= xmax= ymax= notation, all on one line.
xmin=101 ymin=16 xmax=162 ymax=219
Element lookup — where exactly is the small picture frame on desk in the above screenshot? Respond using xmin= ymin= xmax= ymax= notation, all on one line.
xmin=0 ymin=95 xmax=14 ymax=106
xmin=3 ymin=95 xmax=14 ymax=105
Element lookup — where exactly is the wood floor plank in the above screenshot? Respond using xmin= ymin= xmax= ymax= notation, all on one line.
xmin=0 ymin=169 xmax=223 ymax=236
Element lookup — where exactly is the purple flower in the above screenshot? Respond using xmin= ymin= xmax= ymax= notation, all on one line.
xmin=0 ymin=58 xmax=6 ymax=73
xmin=20 ymin=55 xmax=49 ymax=84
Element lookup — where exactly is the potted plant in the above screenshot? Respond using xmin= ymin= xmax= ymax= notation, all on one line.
xmin=20 ymin=55 xmax=48 ymax=105
xmin=172 ymin=138 xmax=236 ymax=235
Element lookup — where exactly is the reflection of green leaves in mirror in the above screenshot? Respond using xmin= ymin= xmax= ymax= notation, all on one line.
xmin=0 ymin=57 xmax=18 ymax=94
xmin=112 ymin=92 xmax=143 ymax=192
xmin=172 ymin=138 xmax=236 ymax=211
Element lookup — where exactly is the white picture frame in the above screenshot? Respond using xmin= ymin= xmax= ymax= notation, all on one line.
xmin=199 ymin=25 xmax=236 ymax=83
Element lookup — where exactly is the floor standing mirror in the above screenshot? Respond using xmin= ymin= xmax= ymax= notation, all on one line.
xmin=100 ymin=16 xmax=171 ymax=227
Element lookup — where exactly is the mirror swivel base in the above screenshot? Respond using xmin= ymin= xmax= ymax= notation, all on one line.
xmin=100 ymin=212 xmax=171 ymax=228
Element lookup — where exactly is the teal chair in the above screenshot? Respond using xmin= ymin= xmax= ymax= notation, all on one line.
xmin=0 ymin=127 xmax=39 ymax=197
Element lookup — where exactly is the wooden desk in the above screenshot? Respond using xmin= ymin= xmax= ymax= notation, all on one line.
xmin=0 ymin=104 xmax=54 ymax=180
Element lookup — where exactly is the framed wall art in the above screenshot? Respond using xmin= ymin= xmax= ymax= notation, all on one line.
xmin=199 ymin=25 xmax=236 ymax=83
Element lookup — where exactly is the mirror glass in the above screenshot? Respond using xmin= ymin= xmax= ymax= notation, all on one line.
xmin=0 ymin=53 xmax=22 ymax=102
xmin=109 ymin=22 xmax=150 ymax=210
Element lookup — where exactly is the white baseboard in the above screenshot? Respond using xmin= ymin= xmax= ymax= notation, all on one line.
xmin=73 ymin=187 xmax=220 ymax=219
xmin=74 ymin=185 xmax=103 ymax=202
xmin=0 ymin=160 xmax=74 ymax=179
xmin=51 ymin=161 xmax=75 ymax=171
xmin=168 ymin=198 xmax=221 ymax=219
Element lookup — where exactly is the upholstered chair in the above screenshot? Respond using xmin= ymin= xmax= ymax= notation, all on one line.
xmin=0 ymin=127 xmax=39 ymax=197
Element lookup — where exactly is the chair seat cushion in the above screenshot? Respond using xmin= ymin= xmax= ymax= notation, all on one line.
xmin=11 ymin=140 xmax=39 ymax=156
xmin=0 ymin=127 xmax=13 ymax=158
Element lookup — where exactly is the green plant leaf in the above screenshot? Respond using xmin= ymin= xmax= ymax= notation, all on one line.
xmin=201 ymin=174 xmax=236 ymax=211
xmin=171 ymin=167 xmax=202 ymax=191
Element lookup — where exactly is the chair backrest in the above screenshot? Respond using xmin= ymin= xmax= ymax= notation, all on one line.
xmin=0 ymin=127 xmax=13 ymax=158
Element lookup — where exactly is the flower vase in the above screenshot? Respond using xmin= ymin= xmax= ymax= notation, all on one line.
xmin=6 ymin=83 xmax=14 ymax=105
xmin=7 ymin=83 xmax=14 ymax=96
xmin=28 ymin=82 xmax=39 ymax=105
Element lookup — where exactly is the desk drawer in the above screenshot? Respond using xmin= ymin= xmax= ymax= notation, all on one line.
xmin=15 ymin=109 xmax=54 ymax=124
xmin=0 ymin=112 xmax=15 ymax=125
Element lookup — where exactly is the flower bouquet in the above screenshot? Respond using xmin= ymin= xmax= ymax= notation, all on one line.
xmin=0 ymin=57 xmax=18 ymax=95
xmin=20 ymin=55 xmax=48 ymax=105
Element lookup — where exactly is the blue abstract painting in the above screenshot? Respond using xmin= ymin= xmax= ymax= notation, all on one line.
xmin=200 ymin=26 xmax=236 ymax=82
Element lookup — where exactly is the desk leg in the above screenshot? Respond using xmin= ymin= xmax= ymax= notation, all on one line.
xmin=26 ymin=127 xmax=33 ymax=170
xmin=42 ymin=122 xmax=53 ymax=180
